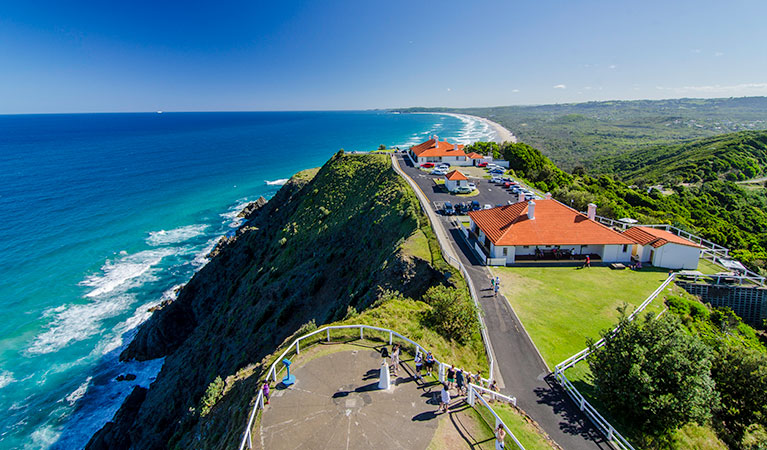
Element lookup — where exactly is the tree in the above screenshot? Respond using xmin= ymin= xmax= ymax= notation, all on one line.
xmin=587 ymin=312 xmax=718 ymax=439
xmin=711 ymin=344 xmax=767 ymax=446
xmin=464 ymin=141 xmax=500 ymax=159
xmin=422 ymin=285 xmax=479 ymax=344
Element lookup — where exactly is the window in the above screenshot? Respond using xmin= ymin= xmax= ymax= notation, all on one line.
xmin=503 ymin=248 xmax=508 ymax=256
xmin=523 ymin=246 xmax=529 ymax=249
xmin=622 ymin=244 xmax=628 ymax=252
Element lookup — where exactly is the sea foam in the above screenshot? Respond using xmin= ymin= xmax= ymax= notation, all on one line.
xmin=80 ymin=248 xmax=176 ymax=298
xmin=265 ymin=178 xmax=288 ymax=186
xmin=0 ymin=370 xmax=15 ymax=389
xmin=146 ymin=224 xmax=208 ymax=246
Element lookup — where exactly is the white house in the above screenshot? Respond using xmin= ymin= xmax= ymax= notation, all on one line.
xmin=410 ymin=136 xmax=475 ymax=166
xmin=467 ymin=200 xmax=634 ymax=265
xmin=444 ymin=170 xmax=469 ymax=192
xmin=622 ymin=226 xmax=703 ymax=269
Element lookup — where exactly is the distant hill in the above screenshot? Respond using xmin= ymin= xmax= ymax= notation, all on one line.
xmin=596 ymin=130 xmax=767 ymax=184
xmin=398 ymin=97 xmax=767 ymax=170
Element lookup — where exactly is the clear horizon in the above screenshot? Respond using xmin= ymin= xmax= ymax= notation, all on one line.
xmin=1 ymin=0 xmax=766 ymax=114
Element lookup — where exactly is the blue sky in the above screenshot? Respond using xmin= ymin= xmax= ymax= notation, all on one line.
xmin=1 ymin=0 xmax=765 ymax=113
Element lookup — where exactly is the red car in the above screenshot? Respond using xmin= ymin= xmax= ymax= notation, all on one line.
xmin=477 ymin=162 xmax=488 ymax=167
xmin=503 ymin=182 xmax=511 ymax=188
xmin=421 ymin=163 xmax=435 ymax=168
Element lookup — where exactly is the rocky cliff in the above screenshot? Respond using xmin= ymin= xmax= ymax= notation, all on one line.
xmin=86 ymin=152 xmax=446 ymax=449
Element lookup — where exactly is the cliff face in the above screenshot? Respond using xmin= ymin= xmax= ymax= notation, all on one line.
xmin=87 ymin=153 xmax=445 ymax=449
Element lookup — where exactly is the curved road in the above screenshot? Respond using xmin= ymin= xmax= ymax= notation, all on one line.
xmin=392 ymin=154 xmax=611 ymax=450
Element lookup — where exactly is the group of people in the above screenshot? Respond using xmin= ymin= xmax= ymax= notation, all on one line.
xmin=490 ymin=276 xmax=501 ymax=297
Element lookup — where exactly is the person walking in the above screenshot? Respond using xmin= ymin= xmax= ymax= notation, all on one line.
xmin=494 ymin=283 xmax=499 ymax=298
xmin=585 ymin=255 xmax=591 ymax=268
xmin=456 ymin=368 xmax=466 ymax=395
xmin=490 ymin=276 xmax=495 ymax=291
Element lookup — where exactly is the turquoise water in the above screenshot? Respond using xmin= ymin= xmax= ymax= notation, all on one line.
xmin=0 ymin=111 xmax=495 ymax=448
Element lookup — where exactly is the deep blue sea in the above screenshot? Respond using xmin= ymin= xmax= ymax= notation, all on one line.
xmin=0 ymin=111 xmax=495 ymax=449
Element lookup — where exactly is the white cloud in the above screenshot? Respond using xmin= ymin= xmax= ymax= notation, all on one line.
xmin=511 ymin=89 xmax=520 ymax=93
xmin=608 ymin=64 xmax=617 ymax=69
xmin=715 ymin=52 xmax=724 ymax=57
xmin=446 ymin=88 xmax=451 ymax=92
xmin=692 ymin=49 xmax=702 ymax=54
xmin=553 ymin=84 xmax=566 ymax=89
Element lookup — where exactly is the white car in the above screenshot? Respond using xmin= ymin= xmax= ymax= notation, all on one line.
xmin=490 ymin=177 xmax=503 ymax=184
xmin=431 ymin=168 xmax=447 ymax=175
xmin=467 ymin=182 xmax=476 ymax=191
xmin=483 ymin=204 xmax=493 ymax=209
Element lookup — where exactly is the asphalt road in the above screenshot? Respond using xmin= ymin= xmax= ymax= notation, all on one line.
xmin=395 ymin=153 xmax=610 ymax=450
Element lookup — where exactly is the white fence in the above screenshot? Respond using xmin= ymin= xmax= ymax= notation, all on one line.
xmin=552 ymin=274 xmax=676 ymax=450
xmin=238 ymin=324 xmax=515 ymax=450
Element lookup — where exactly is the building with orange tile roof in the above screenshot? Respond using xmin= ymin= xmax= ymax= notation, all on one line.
xmin=467 ymin=199 xmax=634 ymax=265
xmin=444 ymin=170 xmax=469 ymax=192
xmin=622 ymin=226 xmax=702 ymax=269
xmin=409 ymin=136 xmax=486 ymax=166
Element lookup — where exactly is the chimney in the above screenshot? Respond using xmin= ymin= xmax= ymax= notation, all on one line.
xmin=527 ymin=200 xmax=536 ymax=220
xmin=545 ymin=192 xmax=552 ymax=200
xmin=587 ymin=203 xmax=597 ymax=221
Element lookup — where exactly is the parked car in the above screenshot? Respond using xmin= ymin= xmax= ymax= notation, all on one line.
xmin=431 ymin=168 xmax=447 ymax=175
xmin=483 ymin=204 xmax=493 ymax=209
xmin=524 ymin=194 xmax=534 ymax=201
xmin=502 ymin=176 xmax=512 ymax=182
xmin=421 ymin=163 xmax=434 ymax=168
xmin=489 ymin=169 xmax=504 ymax=175
xmin=443 ymin=202 xmax=455 ymax=215
xmin=503 ymin=182 xmax=511 ymax=188
xmin=477 ymin=162 xmax=488 ymax=167
xmin=467 ymin=182 xmax=476 ymax=191
xmin=490 ymin=177 xmax=503 ymax=184
xmin=471 ymin=200 xmax=481 ymax=211
xmin=438 ymin=162 xmax=451 ymax=168
xmin=456 ymin=186 xmax=472 ymax=194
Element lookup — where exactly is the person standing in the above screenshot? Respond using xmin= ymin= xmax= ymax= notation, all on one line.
xmin=414 ymin=352 xmax=423 ymax=381
xmin=447 ymin=365 xmax=456 ymax=390
xmin=425 ymin=351 xmax=435 ymax=377
xmin=262 ymin=382 xmax=270 ymax=405
xmin=456 ymin=368 xmax=466 ymax=395
xmin=494 ymin=283 xmax=499 ymax=298
xmin=490 ymin=276 xmax=495 ymax=291
xmin=439 ymin=383 xmax=451 ymax=413
xmin=585 ymin=255 xmax=591 ymax=268
xmin=495 ymin=424 xmax=507 ymax=449
xmin=391 ymin=344 xmax=400 ymax=376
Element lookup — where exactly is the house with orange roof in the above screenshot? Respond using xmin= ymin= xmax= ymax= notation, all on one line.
xmin=467 ymin=199 xmax=634 ymax=265
xmin=409 ymin=136 xmax=477 ymax=166
xmin=444 ymin=170 xmax=469 ymax=192
xmin=622 ymin=226 xmax=703 ymax=269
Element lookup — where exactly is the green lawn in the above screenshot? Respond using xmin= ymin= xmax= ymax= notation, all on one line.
xmin=492 ymin=265 xmax=678 ymax=368
xmin=697 ymin=258 xmax=724 ymax=273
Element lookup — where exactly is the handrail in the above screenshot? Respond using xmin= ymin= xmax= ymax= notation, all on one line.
xmin=238 ymin=324 xmax=514 ymax=450
xmin=468 ymin=383 xmax=526 ymax=450
xmin=551 ymin=274 xmax=676 ymax=450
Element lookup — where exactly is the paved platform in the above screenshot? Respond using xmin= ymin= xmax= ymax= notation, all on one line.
xmin=259 ymin=347 xmax=442 ymax=450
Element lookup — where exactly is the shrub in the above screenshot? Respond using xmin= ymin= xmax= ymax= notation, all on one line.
xmin=422 ymin=285 xmax=479 ymax=344
xmin=200 ymin=376 xmax=225 ymax=416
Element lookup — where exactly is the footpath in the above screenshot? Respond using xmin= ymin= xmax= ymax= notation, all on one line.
xmin=391 ymin=154 xmax=610 ymax=450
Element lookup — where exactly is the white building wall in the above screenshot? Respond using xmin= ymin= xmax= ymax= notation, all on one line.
xmin=602 ymin=244 xmax=632 ymax=263
xmin=652 ymin=243 xmax=701 ymax=269
xmin=445 ymin=179 xmax=458 ymax=192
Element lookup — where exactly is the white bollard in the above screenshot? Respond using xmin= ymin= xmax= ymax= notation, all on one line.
xmin=439 ymin=362 xmax=446 ymax=383
xmin=378 ymin=360 xmax=390 ymax=390
xmin=467 ymin=385 xmax=475 ymax=406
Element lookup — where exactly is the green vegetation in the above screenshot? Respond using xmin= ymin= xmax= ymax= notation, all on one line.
xmin=401 ymin=97 xmax=767 ymax=170
xmin=421 ymin=285 xmax=480 ymax=344
xmin=580 ymin=295 xmax=767 ymax=449
xmin=492 ymin=265 xmax=671 ymax=367
xmin=588 ymin=312 xmax=719 ymax=445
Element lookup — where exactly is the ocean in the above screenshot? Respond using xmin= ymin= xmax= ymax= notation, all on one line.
xmin=0 ymin=111 xmax=496 ymax=449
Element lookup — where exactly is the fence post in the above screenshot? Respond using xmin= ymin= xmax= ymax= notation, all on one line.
xmin=468 ymin=385 xmax=475 ymax=406
xmin=360 ymin=327 xmax=364 ymax=340
xmin=259 ymin=392 xmax=264 ymax=408
xmin=247 ymin=429 xmax=252 ymax=449
xmin=579 ymin=396 xmax=585 ymax=411
xmin=608 ymin=427 xmax=614 ymax=440
xmin=389 ymin=331 xmax=393 ymax=345
xmin=327 ymin=329 xmax=330 ymax=342
xmin=295 ymin=340 xmax=300 ymax=354
xmin=439 ymin=362 xmax=446 ymax=382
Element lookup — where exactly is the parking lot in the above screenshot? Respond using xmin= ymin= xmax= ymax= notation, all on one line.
xmin=395 ymin=153 xmax=540 ymax=216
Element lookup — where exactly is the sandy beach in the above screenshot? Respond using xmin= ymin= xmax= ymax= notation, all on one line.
xmin=440 ymin=112 xmax=517 ymax=144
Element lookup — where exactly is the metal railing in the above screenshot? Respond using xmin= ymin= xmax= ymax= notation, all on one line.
xmin=238 ymin=324 xmax=514 ymax=450
xmin=468 ymin=383 xmax=526 ymax=450
xmin=551 ymin=274 xmax=676 ymax=450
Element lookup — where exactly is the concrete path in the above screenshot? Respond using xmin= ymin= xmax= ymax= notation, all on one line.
xmin=392 ymin=154 xmax=611 ymax=450
xmin=259 ymin=348 xmax=443 ymax=450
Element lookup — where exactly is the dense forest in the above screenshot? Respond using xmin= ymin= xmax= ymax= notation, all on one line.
xmin=401 ymin=96 xmax=767 ymax=170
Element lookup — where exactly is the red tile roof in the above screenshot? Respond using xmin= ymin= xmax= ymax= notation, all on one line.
xmin=445 ymin=170 xmax=468 ymax=181
xmin=468 ymin=200 xmax=634 ymax=246
xmin=466 ymin=152 xmax=484 ymax=159
xmin=622 ymin=226 xmax=703 ymax=248
xmin=410 ymin=139 xmax=466 ymax=158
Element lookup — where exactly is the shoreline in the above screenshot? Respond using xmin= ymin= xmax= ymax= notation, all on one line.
xmin=411 ymin=111 xmax=517 ymax=144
